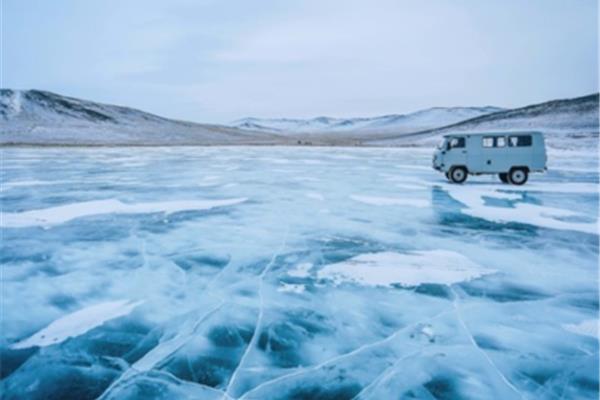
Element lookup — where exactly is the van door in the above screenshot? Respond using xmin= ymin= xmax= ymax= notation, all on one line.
xmin=444 ymin=136 xmax=467 ymax=169
xmin=473 ymin=136 xmax=508 ymax=173
xmin=531 ymin=133 xmax=546 ymax=171
xmin=507 ymin=134 xmax=533 ymax=170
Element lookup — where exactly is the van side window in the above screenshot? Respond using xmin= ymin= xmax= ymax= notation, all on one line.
xmin=449 ymin=137 xmax=465 ymax=149
xmin=484 ymin=136 xmax=508 ymax=148
xmin=509 ymin=135 xmax=532 ymax=147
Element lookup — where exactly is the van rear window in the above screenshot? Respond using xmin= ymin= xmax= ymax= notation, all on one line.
xmin=509 ymin=135 xmax=532 ymax=147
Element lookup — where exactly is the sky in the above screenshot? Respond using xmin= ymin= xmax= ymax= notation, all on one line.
xmin=2 ymin=0 xmax=598 ymax=123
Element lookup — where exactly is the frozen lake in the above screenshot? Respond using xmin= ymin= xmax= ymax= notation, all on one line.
xmin=1 ymin=146 xmax=598 ymax=399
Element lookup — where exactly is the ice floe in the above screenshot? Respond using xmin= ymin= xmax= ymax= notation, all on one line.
xmin=318 ymin=250 xmax=495 ymax=287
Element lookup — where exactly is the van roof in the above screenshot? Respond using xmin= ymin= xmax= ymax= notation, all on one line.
xmin=443 ymin=131 xmax=543 ymax=138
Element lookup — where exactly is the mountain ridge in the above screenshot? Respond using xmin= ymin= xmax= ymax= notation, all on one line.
xmin=366 ymin=93 xmax=599 ymax=146
xmin=1 ymin=89 xmax=597 ymax=146
xmin=232 ymin=106 xmax=505 ymax=134
xmin=0 ymin=89 xmax=284 ymax=145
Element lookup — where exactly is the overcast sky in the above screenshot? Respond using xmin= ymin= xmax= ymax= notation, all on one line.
xmin=2 ymin=0 xmax=598 ymax=123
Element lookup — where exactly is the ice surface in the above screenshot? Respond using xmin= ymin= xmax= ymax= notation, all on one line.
xmin=1 ymin=146 xmax=598 ymax=399
xmin=563 ymin=320 xmax=599 ymax=338
xmin=277 ymin=283 xmax=306 ymax=293
xmin=305 ymin=192 xmax=325 ymax=201
xmin=350 ymin=195 xmax=429 ymax=207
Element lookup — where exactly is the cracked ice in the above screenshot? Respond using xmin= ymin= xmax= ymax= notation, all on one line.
xmin=1 ymin=146 xmax=598 ymax=399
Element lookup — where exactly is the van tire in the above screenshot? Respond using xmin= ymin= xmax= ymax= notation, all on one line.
xmin=499 ymin=173 xmax=509 ymax=183
xmin=445 ymin=171 xmax=451 ymax=181
xmin=449 ymin=166 xmax=468 ymax=184
xmin=508 ymin=168 xmax=528 ymax=185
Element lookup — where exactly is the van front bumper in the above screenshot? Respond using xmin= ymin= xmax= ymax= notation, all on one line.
xmin=432 ymin=154 xmax=443 ymax=171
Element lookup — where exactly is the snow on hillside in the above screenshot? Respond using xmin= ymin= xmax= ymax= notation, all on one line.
xmin=369 ymin=94 xmax=599 ymax=149
xmin=0 ymin=89 xmax=283 ymax=145
xmin=436 ymin=94 xmax=599 ymax=133
xmin=233 ymin=106 xmax=504 ymax=134
xmin=1 ymin=89 xmax=597 ymax=148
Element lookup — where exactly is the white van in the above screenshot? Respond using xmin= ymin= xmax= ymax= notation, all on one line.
xmin=432 ymin=131 xmax=547 ymax=185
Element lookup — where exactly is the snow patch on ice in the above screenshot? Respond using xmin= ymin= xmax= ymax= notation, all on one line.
xmin=288 ymin=262 xmax=313 ymax=278
xmin=1 ymin=198 xmax=248 ymax=228
xmin=11 ymin=299 xmax=144 ymax=349
xmin=443 ymin=185 xmax=598 ymax=234
xmin=318 ymin=250 xmax=494 ymax=287
xmin=563 ymin=320 xmax=598 ymax=338
xmin=351 ymin=195 xmax=429 ymax=208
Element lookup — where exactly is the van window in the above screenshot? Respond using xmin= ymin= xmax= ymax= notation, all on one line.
xmin=509 ymin=135 xmax=532 ymax=147
xmin=483 ymin=136 xmax=507 ymax=148
xmin=449 ymin=137 xmax=465 ymax=149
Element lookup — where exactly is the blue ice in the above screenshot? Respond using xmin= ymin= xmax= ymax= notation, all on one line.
xmin=1 ymin=146 xmax=598 ymax=399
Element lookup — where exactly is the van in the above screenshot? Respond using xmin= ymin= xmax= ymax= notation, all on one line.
xmin=432 ymin=131 xmax=547 ymax=185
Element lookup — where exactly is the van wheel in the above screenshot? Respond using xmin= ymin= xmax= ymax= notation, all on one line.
xmin=508 ymin=168 xmax=528 ymax=185
xmin=499 ymin=173 xmax=509 ymax=183
xmin=449 ymin=166 xmax=468 ymax=184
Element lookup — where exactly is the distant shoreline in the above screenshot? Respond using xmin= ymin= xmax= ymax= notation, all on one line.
xmin=0 ymin=142 xmax=426 ymax=148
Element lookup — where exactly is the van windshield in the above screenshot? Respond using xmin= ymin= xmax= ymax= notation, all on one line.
xmin=436 ymin=139 xmax=446 ymax=149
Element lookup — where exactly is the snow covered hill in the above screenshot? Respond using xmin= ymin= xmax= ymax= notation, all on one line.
xmin=369 ymin=94 xmax=600 ymax=148
xmin=433 ymin=93 xmax=598 ymax=133
xmin=233 ymin=106 xmax=504 ymax=134
xmin=1 ymin=89 xmax=597 ymax=147
xmin=0 ymin=90 xmax=283 ymax=145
